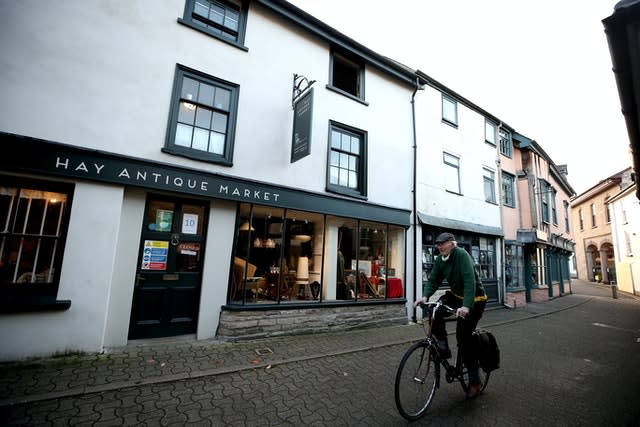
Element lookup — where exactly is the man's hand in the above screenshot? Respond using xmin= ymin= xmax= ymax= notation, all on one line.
xmin=413 ymin=296 xmax=428 ymax=308
xmin=456 ymin=306 xmax=470 ymax=318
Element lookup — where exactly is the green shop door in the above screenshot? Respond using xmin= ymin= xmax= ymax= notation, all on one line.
xmin=129 ymin=196 xmax=208 ymax=339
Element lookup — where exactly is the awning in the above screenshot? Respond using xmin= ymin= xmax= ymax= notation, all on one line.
xmin=417 ymin=212 xmax=503 ymax=237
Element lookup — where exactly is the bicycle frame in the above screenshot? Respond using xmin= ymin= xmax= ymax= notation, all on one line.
xmin=421 ymin=301 xmax=466 ymax=384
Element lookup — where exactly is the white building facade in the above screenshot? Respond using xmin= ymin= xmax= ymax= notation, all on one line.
xmin=413 ymin=72 xmax=505 ymax=311
xmin=0 ymin=0 xmax=418 ymax=360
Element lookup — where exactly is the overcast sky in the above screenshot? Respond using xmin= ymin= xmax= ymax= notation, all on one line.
xmin=288 ymin=0 xmax=631 ymax=195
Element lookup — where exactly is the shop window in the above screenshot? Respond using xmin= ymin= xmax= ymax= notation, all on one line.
xmin=327 ymin=122 xmax=367 ymax=198
xmin=329 ymin=51 xmax=364 ymax=101
xmin=179 ymin=0 xmax=248 ymax=48
xmin=228 ymin=203 xmax=405 ymax=305
xmin=472 ymin=237 xmax=495 ymax=280
xmin=0 ymin=176 xmax=73 ymax=310
xmin=163 ymin=65 xmax=239 ymax=165
xmin=505 ymin=244 xmax=523 ymax=289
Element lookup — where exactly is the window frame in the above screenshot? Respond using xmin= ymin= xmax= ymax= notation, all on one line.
xmin=178 ymin=0 xmax=249 ymax=51
xmin=443 ymin=152 xmax=461 ymax=194
xmin=326 ymin=121 xmax=368 ymax=199
xmin=442 ymin=94 xmax=458 ymax=127
xmin=551 ymin=189 xmax=558 ymax=225
xmin=485 ymin=119 xmax=497 ymax=146
xmin=483 ymin=167 xmax=496 ymax=203
xmin=499 ymin=128 xmax=512 ymax=158
xmin=563 ymin=200 xmax=570 ymax=232
xmin=0 ymin=175 xmax=74 ymax=312
xmin=163 ymin=64 xmax=240 ymax=166
xmin=501 ymin=171 xmax=515 ymax=208
xmin=327 ymin=50 xmax=366 ymax=103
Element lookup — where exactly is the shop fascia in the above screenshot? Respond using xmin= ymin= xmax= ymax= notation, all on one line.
xmin=54 ymin=157 xmax=281 ymax=203
xmin=1 ymin=133 xmax=409 ymax=225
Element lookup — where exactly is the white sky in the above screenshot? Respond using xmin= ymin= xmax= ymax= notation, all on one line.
xmin=287 ymin=0 xmax=632 ymax=195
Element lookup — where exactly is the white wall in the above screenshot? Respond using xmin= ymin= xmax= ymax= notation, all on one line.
xmin=0 ymin=182 xmax=123 ymax=360
xmin=415 ymin=86 xmax=501 ymax=228
xmin=0 ymin=0 xmax=414 ymax=212
xmin=0 ymin=0 xmax=418 ymax=358
xmin=103 ymin=188 xmax=146 ymax=348
xmin=197 ymin=200 xmax=237 ymax=340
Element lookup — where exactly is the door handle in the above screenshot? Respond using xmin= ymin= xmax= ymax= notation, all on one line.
xmin=171 ymin=234 xmax=180 ymax=246
xmin=135 ymin=274 xmax=146 ymax=286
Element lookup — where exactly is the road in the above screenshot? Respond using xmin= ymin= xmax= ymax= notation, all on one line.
xmin=2 ymin=285 xmax=640 ymax=426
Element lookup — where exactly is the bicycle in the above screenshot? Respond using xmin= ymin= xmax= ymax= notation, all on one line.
xmin=394 ymin=300 xmax=490 ymax=421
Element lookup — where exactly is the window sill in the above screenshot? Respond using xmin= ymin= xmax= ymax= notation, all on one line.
xmin=441 ymin=118 xmax=458 ymax=129
xmin=0 ymin=296 xmax=71 ymax=314
xmin=162 ymin=147 xmax=233 ymax=166
xmin=326 ymin=185 xmax=367 ymax=200
xmin=325 ymin=85 xmax=369 ymax=106
xmin=445 ymin=190 xmax=463 ymax=196
xmin=177 ymin=19 xmax=249 ymax=52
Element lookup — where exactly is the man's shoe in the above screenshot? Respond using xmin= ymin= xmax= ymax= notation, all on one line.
xmin=465 ymin=383 xmax=482 ymax=399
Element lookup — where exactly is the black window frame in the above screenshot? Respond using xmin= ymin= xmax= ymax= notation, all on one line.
xmin=163 ymin=64 xmax=240 ymax=166
xmin=178 ymin=0 xmax=249 ymax=51
xmin=501 ymin=171 xmax=515 ymax=207
xmin=328 ymin=50 xmax=367 ymax=104
xmin=0 ymin=175 xmax=73 ymax=313
xmin=326 ymin=121 xmax=368 ymax=199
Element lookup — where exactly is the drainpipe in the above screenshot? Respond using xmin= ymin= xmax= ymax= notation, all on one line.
xmin=495 ymin=122 xmax=508 ymax=308
xmin=411 ymin=77 xmax=423 ymax=322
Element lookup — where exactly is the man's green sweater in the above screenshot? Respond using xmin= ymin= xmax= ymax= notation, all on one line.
xmin=423 ymin=246 xmax=487 ymax=308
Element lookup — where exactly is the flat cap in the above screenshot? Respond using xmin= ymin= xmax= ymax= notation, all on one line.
xmin=434 ymin=232 xmax=455 ymax=244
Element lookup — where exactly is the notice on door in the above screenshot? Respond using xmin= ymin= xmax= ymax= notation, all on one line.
xmin=141 ymin=240 xmax=169 ymax=270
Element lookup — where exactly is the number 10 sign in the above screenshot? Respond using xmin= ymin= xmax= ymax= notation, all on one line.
xmin=182 ymin=213 xmax=198 ymax=234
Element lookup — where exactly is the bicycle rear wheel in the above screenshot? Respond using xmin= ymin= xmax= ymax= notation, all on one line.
xmin=394 ymin=342 xmax=439 ymax=421
xmin=459 ymin=361 xmax=490 ymax=393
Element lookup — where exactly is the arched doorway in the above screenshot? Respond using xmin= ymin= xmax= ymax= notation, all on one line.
xmin=586 ymin=244 xmax=599 ymax=282
xmin=600 ymin=242 xmax=616 ymax=284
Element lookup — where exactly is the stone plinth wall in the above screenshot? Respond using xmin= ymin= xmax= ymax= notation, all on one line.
xmin=217 ymin=303 xmax=408 ymax=341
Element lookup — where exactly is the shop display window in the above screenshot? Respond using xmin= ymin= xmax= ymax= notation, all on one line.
xmin=229 ymin=202 xmax=405 ymax=305
xmin=0 ymin=176 xmax=73 ymax=301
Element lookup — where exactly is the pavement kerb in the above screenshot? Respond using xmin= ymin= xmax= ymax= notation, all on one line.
xmin=0 ymin=295 xmax=594 ymax=408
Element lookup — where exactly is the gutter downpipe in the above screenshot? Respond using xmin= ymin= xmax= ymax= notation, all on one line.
xmin=496 ymin=122 xmax=511 ymax=309
xmin=411 ymin=77 xmax=423 ymax=322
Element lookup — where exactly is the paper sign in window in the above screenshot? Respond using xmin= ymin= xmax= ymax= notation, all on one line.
xmin=141 ymin=240 xmax=169 ymax=270
xmin=156 ymin=210 xmax=173 ymax=232
xmin=182 ymin=213 xmax=198 ymax=234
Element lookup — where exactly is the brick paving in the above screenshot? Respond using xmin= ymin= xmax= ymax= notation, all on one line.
xmin=0 ymin=279 xmax=633 ymax=420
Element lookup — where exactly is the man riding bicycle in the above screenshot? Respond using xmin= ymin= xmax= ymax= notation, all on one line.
xmin=414 ymin=232 xmax=487 ymax=399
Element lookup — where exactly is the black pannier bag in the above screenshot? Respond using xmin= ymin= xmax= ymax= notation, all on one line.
xmin=473 ymin=329 xmax=500 ymax=372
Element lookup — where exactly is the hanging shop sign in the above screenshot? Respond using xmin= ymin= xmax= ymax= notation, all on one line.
xmin=291 ymin=88 xmax=313 ymax=163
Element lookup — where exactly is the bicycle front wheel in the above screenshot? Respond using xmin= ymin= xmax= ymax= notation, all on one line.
xmin=394 ymin=342 xmax=439 ymax=421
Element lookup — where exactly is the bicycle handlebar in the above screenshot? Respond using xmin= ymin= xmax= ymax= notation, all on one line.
xmin=418 ymin=300 xmax=457 ymax=318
